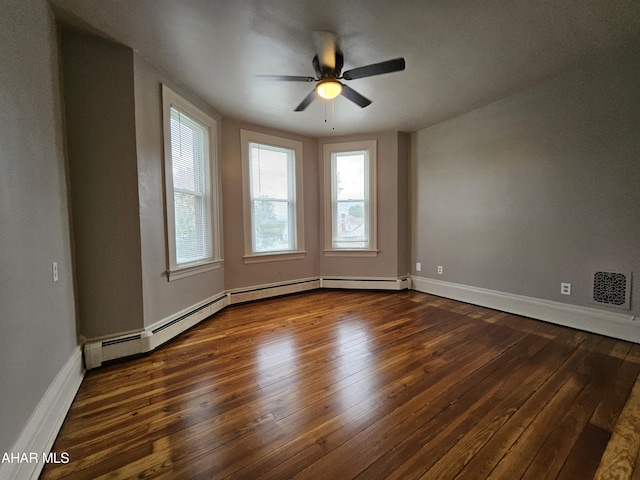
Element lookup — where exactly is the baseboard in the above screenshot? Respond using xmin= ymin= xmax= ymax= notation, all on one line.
xmin=83 ymin=275 xmax=412 ymax=369
xmin=320 ymin=276 xmax=411 ymax=290
xmin=0 ymin=346 xmax=84 ymax=480
xmin=412 ymin=276 xmax=640 ymax=343
xmin=228 ymin=278 xmax=320 ymax=304
xmin=84 ymin=292 xmax=229 ymax=369
xmin=143 ymin=293 xmax=229 ymax=351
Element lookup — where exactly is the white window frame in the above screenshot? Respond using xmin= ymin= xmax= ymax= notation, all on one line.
xmin=324 ymin=140 xmax=378 ymax=257
xmin=162 ymin=85 xmax=222 ymax=281
xmin=240 ymin=129 xmax=305 ymax=264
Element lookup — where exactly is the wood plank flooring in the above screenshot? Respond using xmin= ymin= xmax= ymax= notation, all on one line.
xmin=41 ymin=290 xmax=640 ymax=479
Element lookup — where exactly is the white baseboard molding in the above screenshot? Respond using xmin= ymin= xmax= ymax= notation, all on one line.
xmin=0 ymin=346 xmax=84 ymax=480
xmin=320 ymin=276 xmax=411 ymax=291
xmin=83 ymin=275 xmax=412 ymax=369
xmin=143 ymin=293 xmax=229 ymax=352
xmin=228 ymin=277 xmax=320 ymax=304
xmin=412 ymin=276 xmax=640 ymax=343
xmin=84 ymin=292 xmax=229 ymax=369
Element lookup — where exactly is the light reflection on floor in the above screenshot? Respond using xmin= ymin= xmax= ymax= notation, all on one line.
xmin=256 ymin=335 xmax=298 ymax=389
xmin=335 ymin=320 xmax=375 ymax=422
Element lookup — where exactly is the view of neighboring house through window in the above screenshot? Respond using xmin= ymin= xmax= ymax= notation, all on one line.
xmin=324 ymin=140 xmax=377 ymax=256
xmin=248 ymin=142 xmax=295 ymax=252
xmin=240 ymin=130 xmax=305 ymax=263
xmin=162 ymin=85 xmax=221 ymax=280
xmin=333 ymin=150 xmax=368 ymax=248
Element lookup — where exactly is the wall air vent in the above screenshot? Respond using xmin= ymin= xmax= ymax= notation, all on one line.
xmin=592 ymin=270 xmax=632 ymax=310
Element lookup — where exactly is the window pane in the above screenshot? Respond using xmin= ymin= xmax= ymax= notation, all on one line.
xmin=248 ymin=141 xmax=296 ymax=253
xmin=170 ymin=105 xmax=212 ymax=265
xmin=250 ymin=143 xmax=291 ymax=200
xmin=335 ymin=152 xmax=365 ymax=201
xmin=334 ymin=200 xmax=367 ymax=248
xmin=174 ymin=192 xmax=211 ymax=263
xmin=332 ymin=151 xmax=369 ymax=249
xmin=325 ymin=140 xmax=376 ymax=254
xmin=171 ymin=108 xmax=208 ymax=194
xmin=253 ymin=200 xmax=291 ymax=252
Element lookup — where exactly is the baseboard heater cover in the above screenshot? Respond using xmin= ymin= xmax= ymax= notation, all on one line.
xmin=83 ymin=294 xmax=229 ymax=369
xmin=228 ymin=278 xmax=321 ymax=304
xmin=321 ymin=276 xmax=411 ymax=291
xmin=83 ymin=276 xmax=410 ymax=369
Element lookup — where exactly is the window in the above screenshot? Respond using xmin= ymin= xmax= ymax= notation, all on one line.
xmin=324 ymin=140 xmax=377 ymax=256
xmin=162 ymin=85 xmax=221 ymax=280
xmin=240 ymin=130 xmax=305 ymax=263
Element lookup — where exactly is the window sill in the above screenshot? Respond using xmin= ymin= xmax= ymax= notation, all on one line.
xmin=324 ymin=249 xmax=379 ymax=258
xmin=243 ymin=251 xmax=307 ymax=264
xmin=167 ymin=259 xmax=223 ymax=281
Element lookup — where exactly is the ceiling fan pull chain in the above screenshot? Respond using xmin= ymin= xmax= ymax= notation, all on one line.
xmin=332 ymin=99 xmax=336 ymax=130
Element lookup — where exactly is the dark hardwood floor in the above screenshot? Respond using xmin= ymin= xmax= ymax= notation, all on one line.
xmin=41 ymin=290 xmax=640 ymax=479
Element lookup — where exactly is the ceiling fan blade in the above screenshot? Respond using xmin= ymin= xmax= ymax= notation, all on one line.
xmin=340 ymin=84 xmax=372 ymax=108
xmin=256 ymin=75 xmax=316 ymax=82
xmin=294 ymin=90 xmax=317 ymax=111
xmin=342 ymin=57 xmax=406 ymax=80
xmin=312 ymin=31 xmax=338 ymax=69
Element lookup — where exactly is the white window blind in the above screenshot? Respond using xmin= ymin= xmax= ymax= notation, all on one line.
xmin=169 ymin=107 xmax=212 ymax=264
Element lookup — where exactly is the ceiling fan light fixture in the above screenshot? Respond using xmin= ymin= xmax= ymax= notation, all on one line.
xmin=316 ymin=80 xmax=342 ymax=100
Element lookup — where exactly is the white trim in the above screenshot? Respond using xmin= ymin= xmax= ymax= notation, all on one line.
xmin=240 ymin=129 xmax=305 ymax=259
xmin=143 ymin=293 xmax=229 ymax=351
xmin=228 ymin=277 xmax=320 ymax=304
xmin=0 ymin=347 xmax=84 ymax=480
xmin=167 ymin=259 xmax=223 ymax=281
xmin=323 ymin=249 xmax=379 ymax=258
xmin=323 ymin=140 xmax=378 ymax=254
xmin=79 ymin=274 xmax=639 ymax=370
xmin=162 ymin=85 xmax=222 ymax=280
xmin=412 ymin=276 xmax=640 ymax=343
xmin=321 ymin=276 xmax=410 ymax=290
xmin=143 ymin=291 xmax=228 ymax=333
xmin=83 ymin=291 xmax=229 ymax=369
xmin=80 ymin=275 xmax=413 ymax=368
xmin=243 ymin=251 xmax=307 ymax=264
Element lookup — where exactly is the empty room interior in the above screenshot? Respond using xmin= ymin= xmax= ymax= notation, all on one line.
xmin=2 ymin=0 xmax=640 ymax=478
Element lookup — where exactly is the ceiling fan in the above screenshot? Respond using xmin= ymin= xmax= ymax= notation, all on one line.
xmin=258 ymin=31 xmax=406 ymax=112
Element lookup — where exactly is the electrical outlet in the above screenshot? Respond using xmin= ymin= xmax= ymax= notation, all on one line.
xmin=561 ymin=283 xmax=571 ymax=295
xmin=416 ymin=262 xmax=421 ymax=272
xmin=52 ymin=262 xmax=59 ymax=282
xmin=437 ymin=266 xmax=443 ymax=275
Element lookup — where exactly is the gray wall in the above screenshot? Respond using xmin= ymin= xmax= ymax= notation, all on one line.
xmin=62 ymin=30 xmax=145 ymax=338
xmin=221 ymin=125 xmax=411 ymax=288
xmin=221 ymin=117 xmax=320 ymax=290
xmin=396 ymin=132 xmax=411 ymax=277
xmin=319 ymin=131 xmax=410 ymax=279
xmin=133 ymin=54 xmax=226 ymax=328
xmin=411 ymin=45 xmax=640 ymax=316
xmin=62 ymin=31 xmax=227 ymax=334
xmin=0 ymin=0 xmax=78 ymax=454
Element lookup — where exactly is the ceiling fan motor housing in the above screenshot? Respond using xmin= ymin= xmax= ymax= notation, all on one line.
xmin=313 ymin=52 xmax=344 ymax=79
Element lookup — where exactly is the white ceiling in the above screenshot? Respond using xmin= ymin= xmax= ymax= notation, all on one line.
xmin=51 ymin=0 xmax=640 ymax=137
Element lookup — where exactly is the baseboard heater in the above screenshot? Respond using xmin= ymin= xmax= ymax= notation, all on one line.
xmin=321 ymin=276 xmax=411 ymax=290
xmin=83 ymin=276 xmax=410 ymax=369
xmin=84 ymin=293 xmax=229 ymax=369
xmin=228 ymin=278 xmax=321 ymax=304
